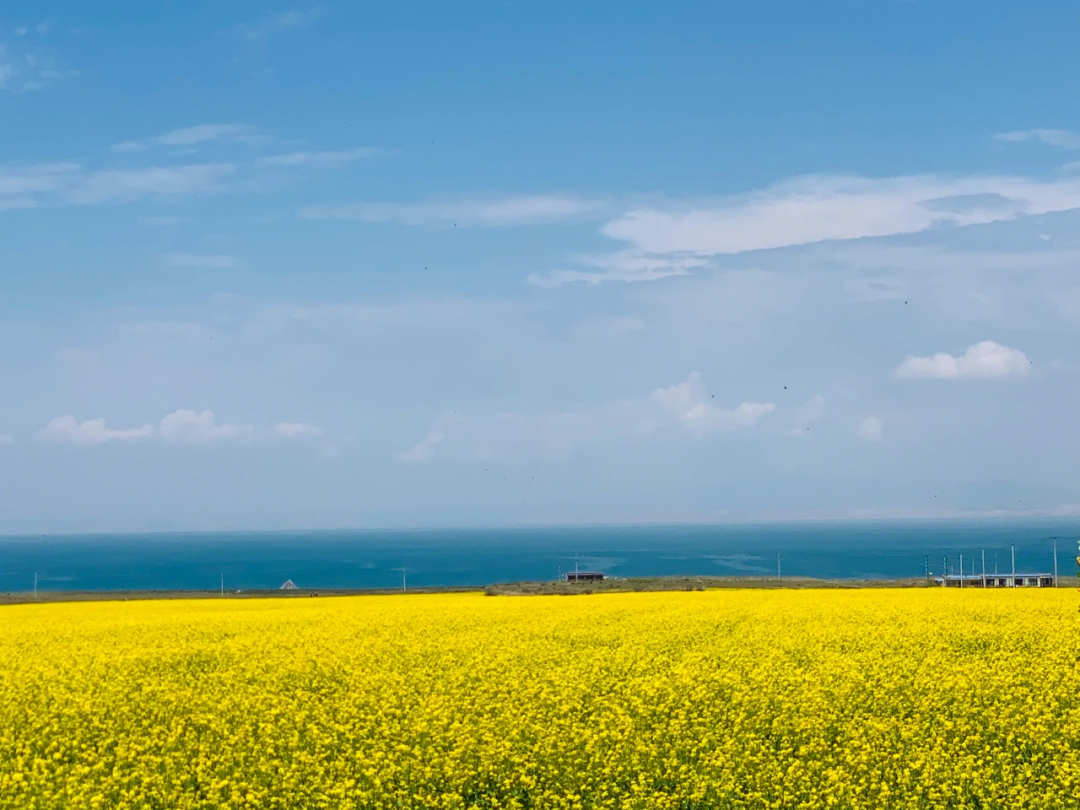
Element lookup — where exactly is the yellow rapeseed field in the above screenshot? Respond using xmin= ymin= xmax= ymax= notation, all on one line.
xmin=0 ymin=590 xmax=1077 ymax=809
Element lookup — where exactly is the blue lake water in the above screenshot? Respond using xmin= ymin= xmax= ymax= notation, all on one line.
xmin=0 ymin=521 xmax=1075 ymax=593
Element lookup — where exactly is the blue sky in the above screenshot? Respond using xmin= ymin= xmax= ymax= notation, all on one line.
xmin=2 ymin=1 xmax=1080 ymax=532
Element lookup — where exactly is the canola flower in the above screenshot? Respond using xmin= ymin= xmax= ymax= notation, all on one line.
xmin=0 ymin=589 xmax=1077 ymax=809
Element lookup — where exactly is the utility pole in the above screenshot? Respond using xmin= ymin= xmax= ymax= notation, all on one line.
xmin=981 ymin=549 xmax=986 ymax=582
xmin=220 ymin=573 xmax=224 ymax=597
xmin=1011 ymin=545 xmax=1016 ymax=578
xmin=1053 ymin=538 xmax=1058 ymax=587
xmin=959 ymin=553 xmax=963 ymax=588
xmin=777 ymin=553 xmax=781 ymax=582
xmin=33 ymin=571 xmax=38 ymax=599
xmin=924 ymin=555 xmax=929 ymax=581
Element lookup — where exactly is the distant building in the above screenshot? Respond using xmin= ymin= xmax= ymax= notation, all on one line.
xmin=280 ymin=579 xmax=299 ymax=590
xmin=936 ymin=574 xmax=1054 ymax=588
xmin=566 ymin=571 xmax=604 ymax=582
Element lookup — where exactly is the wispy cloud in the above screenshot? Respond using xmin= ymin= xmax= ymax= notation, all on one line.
xmin=894 ymin=340 xmax=1031 ymax=380
xmin=557 ymin=173 xmax=1080 ymax=285
xmin=302 ymin=195 xmax=603 ymax=227
xmin=0 ymin=162 xmax=234 ymax=209
xmin=65 ymin=164 xmax=235 ymax=205
xmin=995 ymin=129 xmax=1080 ymax=150
xmin=399 ymin=373 xmax=774 ymax=462
xmin=111 ymin=124 xmax=259 ymax=153
xmin=167 ymin=253 xmax=239 ymax=269
xmin=261 ymin=147 xmax=386 ymax=167
xmin=0 ymin=34 xmax=77 ymax=93
xmin=238 ymin=8 xmax=321 ymax=39
xmin=530 ymin=250 xmax=707 ymax=287
xmin=602 ymin=175 xmax=1080 ymax=257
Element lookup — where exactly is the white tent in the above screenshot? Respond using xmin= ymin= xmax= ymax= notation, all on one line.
xmin=280 ymin=579 xmax=299 ymax=590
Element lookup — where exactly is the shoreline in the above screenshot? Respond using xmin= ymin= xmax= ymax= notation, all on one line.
xmin=3 ymin=575 xmax=1075 ymax=604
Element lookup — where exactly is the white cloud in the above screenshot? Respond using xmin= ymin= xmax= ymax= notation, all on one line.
xmin=789 ymin=394 xmax=828 ymax=437
xmin=36 ymin=416 xmax=154 ymax=445
xmin=601 ymin=175 xmax=1080 ymax=259
xmin=111 ymin=124 xmax=258 ymax=153
xmin=0 ymin=162 xmax=80 ymax=198
xmin=400 ymin=428 xmax=448 ymax=463
xmin=238 ymin=8 xmax=321 ymax=39
xmin=544 ymin=173 xmax=1080 ymax=285
xmin=302 ymin=195 xmax=602 ymax=227
xmin=64 ymin=164 xmax=235 ymax=205
xmin=400 ymin=374 xmax=775 ymax=461
xmin=651 ymin=373 xmax=775 ymax=437
xmin=400 ymin=413 xmax=466 ymax=463
xmin=996 ymin=129 xmax=1080 ymax=150
xmin=158 ymin=410 xmax=253 ymax=443
xmin=530 ymin=250 xmax=707 ymax=287
xmin=158 ymin=124 xmax=248 ymax=146
xmin=894 ymin=340 xmax=1031 ymax=380
xmin=261 ymin=147 xmax=385 ymax=166
xmin=273 ymin=422 xmax=323 ymax=439
xmin=0 ymin=38 xmax=76 ymax=93
xmin=167 ymin=253 xmax=239 ymax=269
xmin=857 ymin=416 xmax=883 ymax=442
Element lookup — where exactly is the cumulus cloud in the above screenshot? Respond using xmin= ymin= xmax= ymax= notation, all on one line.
xmin=273 ymin=422 xmax=323 ymax=439
xmin=302 ymin=195 xmax=603 ymax=227
xmin=32 ymin=411 xmax=315 ymax=446
xmin=995 ymin=129 xmax=1080 ymax=150
xmin=651 ymin=373 xmax=775 ymax=437
xmin=894 ymin=341 xmax=1031 ymax=380
xmin=856 ymin=416 xmax=883 ymax=442
xmin=158 ymin=410 xmax=253 ymax=443
xmin=36 ymin=416 xmax=154 ymax=445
